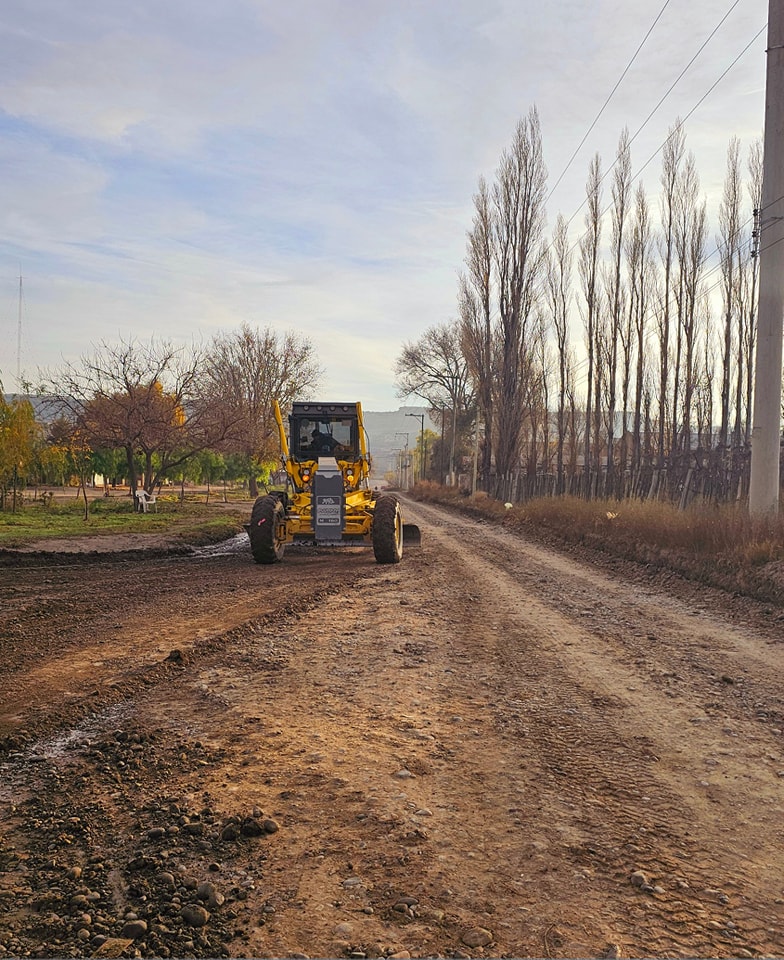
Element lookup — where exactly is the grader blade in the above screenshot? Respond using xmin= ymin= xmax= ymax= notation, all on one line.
xmin=403 ymin=523 xmax=421 ymax=547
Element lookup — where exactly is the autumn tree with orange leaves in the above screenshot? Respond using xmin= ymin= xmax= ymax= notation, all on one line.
xmin=42 ymin=338 xmax=234 ymax=500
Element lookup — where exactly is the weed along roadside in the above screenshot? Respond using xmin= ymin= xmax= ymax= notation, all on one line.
xmin=411 ymin=482 xmax=784 ymax=607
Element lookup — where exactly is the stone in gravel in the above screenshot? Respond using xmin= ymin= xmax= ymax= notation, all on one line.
xmin=629 ymin=870 xmax=648 ymax=888
xmin=180 ymin=904 xmax=210 ymax=927
xmin=389 ymin=953 xmax=411 ymax=959
xmin=461 ymin=927 xmax=493 ymax=948
xmin=77 ymin=929 xmax=91 ymax=942
xmin=334 ymin=922 xmax=353 ymax=937
xmin=220 ymin=823 xmax=240 ymax=842
xmin=196 ymin=881 xmax=224 ymax=907
xmin=263 ymin=818 xmax=280 ymax=834
xmin=158 ymin=872 xmax=176 ymax=889
xmin=241 ymin=817 xmax=265 ymax=837
xmin=65 ymin=866 xmax=82 ymax=880
xmin=393 ymin=769 xmax=415 ymax=779
xmin=120 ymin=919 xmax=148 ymax=940
xmin=343 ymin=876 xmax=362 ymax=888
xmin=147 ymin=827 xmax=166 ymax=840
xmin=184 ymin=822 xmax=205 ymax=836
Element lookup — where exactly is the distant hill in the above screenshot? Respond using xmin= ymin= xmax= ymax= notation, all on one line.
xmin=363 ymin=406 xmax=437 ymax=480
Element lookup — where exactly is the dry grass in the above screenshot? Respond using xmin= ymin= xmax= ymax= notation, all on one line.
xmin=411 ymin=482 xmax=784 ymax=603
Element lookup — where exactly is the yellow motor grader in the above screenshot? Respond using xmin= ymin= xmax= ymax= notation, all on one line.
xmin=248 ymin=400 xmax=420 ymax=564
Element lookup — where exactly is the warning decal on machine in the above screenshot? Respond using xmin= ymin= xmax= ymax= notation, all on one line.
xmin=316 ymin=496 xmax=341 ymax=524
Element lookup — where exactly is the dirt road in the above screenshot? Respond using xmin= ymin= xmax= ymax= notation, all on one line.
xmin=1 ymin=499 xmax=784 ymax=959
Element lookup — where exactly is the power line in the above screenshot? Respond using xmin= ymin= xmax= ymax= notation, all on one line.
xmin=563 ymin=0 xmax=755 ymax=233
xmin=546 ymin=0 xmax=673 ymax=203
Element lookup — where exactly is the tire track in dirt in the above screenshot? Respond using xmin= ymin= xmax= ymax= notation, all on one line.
xmin=404 ymin=500 xmax=784 ymax=957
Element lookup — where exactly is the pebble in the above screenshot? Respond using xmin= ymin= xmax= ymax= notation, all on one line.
xmin=220 ymin=823 xmax=240 ymax=841
xmin=240 ymin=817 xmax=265 ymax=837
xmin=263 ymin=818 xmax=280 ymax=834
xmin=629 ymin=870 xmax=648 ymax=888
xmin=180 ymin=903 xmax=210 ymax=927
xmin=196 ymin=881 xmax=225 ymax=908
xmin=334 ymin=922 xmax=354 ymax=938
xmin=462 ymin=927 xmax=493 ymax=948
xmin=343 ymin=876 xmax=362 ymax=888
xmin=393 ymin=769 xmax=416 ymax=779
xmin=120 ymin=919 xmax=148 ymax=940
xmin=197 ymin=881 xmax=218 ymax=901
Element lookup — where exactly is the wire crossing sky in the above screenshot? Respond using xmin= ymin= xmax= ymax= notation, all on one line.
xmin=0 ymin=0 xmax=768 ymax=409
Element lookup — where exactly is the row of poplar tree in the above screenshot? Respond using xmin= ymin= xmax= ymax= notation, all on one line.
xmin=396 ymin=107 xmax=764 ymax=505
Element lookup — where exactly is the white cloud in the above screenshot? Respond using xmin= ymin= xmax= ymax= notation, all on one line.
xmin=0 ymin=0 xmax=771 ymax=408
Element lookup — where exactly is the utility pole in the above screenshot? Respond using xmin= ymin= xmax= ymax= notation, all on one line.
xmin=750 ymin=1 xmax=784 ymax=515
xmin=395 ymin=432 xmax=409 ymax=490
xmin=16 ymin=272 xmax=22 ymax=390
xmin=406 ymin=412 xmax=425 ymax=482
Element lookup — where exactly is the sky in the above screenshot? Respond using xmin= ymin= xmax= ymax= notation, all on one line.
xmin=0 ymin=0 xmax=769 ymax=410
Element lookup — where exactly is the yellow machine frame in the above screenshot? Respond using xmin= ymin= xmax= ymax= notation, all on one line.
xmin=272 ymin=399 xmax=376 ymax=543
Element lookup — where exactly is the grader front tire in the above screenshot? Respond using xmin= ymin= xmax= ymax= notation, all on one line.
xmin=249 ymin=495 xmax=286 ymax=564
xmin=372 ymin=495 xmax=403 ymax=564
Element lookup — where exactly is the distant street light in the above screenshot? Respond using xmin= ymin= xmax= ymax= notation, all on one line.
xmin=395 ymin=432 xmax=410 ymax=489
xmin=406 ymin=412 xmax=425 ymax=482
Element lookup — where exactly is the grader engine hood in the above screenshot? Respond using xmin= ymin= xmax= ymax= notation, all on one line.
xmin=312 ymin=458 xmax=344 ymax=543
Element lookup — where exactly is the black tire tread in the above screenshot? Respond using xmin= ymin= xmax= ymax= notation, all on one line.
xmin=372 ymin=495 xmax=403 ymax=564
xmin=249 ymin=495 xmax=286 ymax=564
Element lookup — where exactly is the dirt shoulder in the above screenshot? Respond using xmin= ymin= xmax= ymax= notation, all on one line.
xmin=1 ymin=500 xmax=783 ymax=958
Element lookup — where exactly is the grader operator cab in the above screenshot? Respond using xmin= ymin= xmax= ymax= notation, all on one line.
xmin=248 ymin=400 xmax=420 ymax=565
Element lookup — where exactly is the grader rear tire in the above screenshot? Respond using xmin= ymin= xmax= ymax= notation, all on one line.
xmin=249 ymin=495 xmax=286 ymax=564
xmin=372 ymin=495 xmax=403 ymax=564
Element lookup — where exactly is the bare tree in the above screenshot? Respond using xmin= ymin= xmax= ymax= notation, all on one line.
xmin=625 ymin=182 xmax=655 ymax=486
xmin=42 ymin=338 xmax=222 ymax=498
xmin=717 ymin=137 xmax=743 ymax=451
xmin=672 ymin=152 xmax=707 ymax=455
xmin=395 ymin=321 xmax=474 ymax=483
xmin=544 ymin=213 xmax=573 ymax=494
xmin=491 ymin=108 xmax=548 ymax=495
xmin=604 ymin=128 xmax=632 ymax=496
xmin=579 ymin=154 xmax=603 ymax=497
xmin=656 ymin=121 xmax=686 ymax=475
xmin=199 ymin=324 xmax=321 ymax=497
xmin=459 ymin=176 xmax=495 ymax=488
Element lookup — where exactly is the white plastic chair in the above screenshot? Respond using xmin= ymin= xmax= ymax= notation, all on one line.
xmin=135 ymin=489 xmax=158 ymax=513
